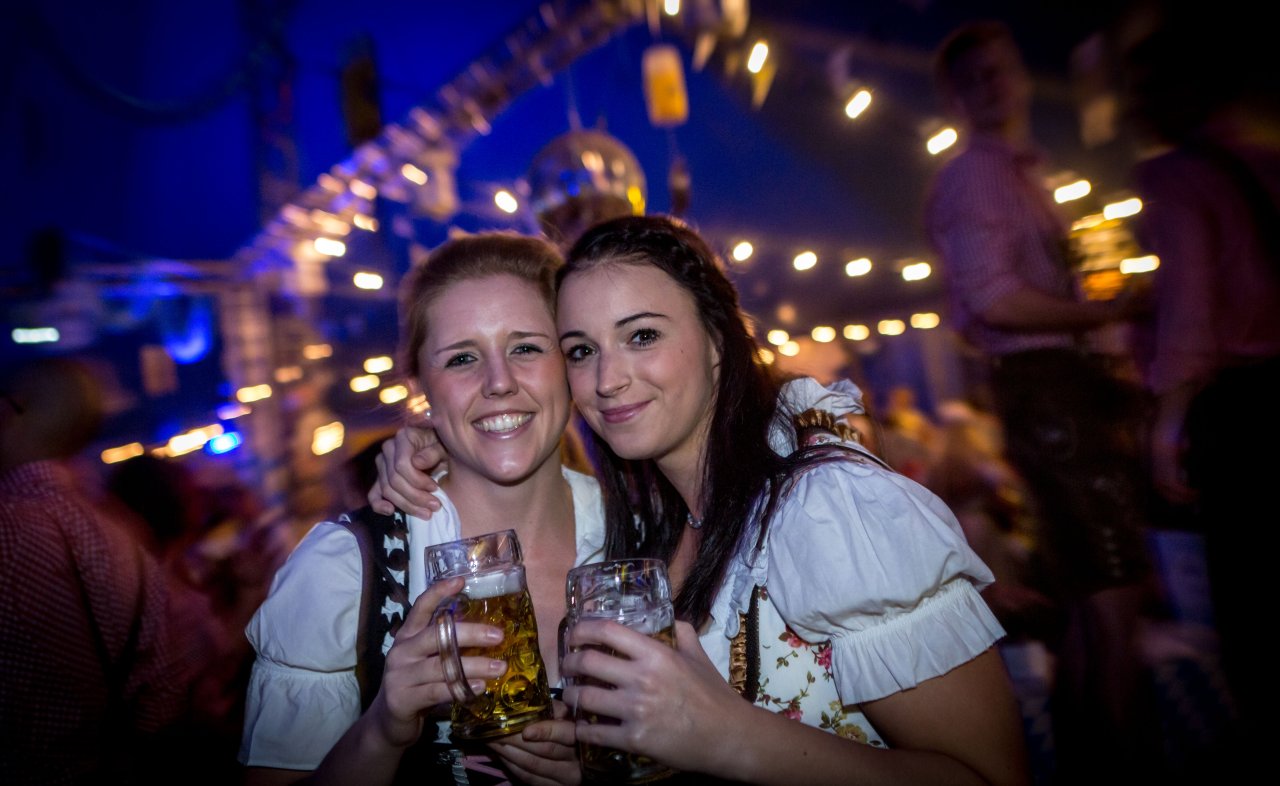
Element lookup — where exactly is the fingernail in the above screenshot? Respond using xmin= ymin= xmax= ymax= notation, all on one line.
xmin=484 ymin=628 xmax=503 ymax=643
xmin=469 ymin=680 xmax=487 ymax=693
xmin=489 ymin=660 xmax=506 ymax=674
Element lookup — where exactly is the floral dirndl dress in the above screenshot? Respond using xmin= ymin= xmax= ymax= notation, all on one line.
xmin=731 ymin=585 xmax=886 ymax=747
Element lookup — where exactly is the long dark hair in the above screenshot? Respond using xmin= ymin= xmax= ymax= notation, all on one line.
xmin=560 ymin=215 xmax=801 ymax=626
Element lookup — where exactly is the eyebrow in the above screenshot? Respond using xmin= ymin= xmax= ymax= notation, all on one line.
xmin=559 ymin=311 xmax=668 ymax=342
xmin=434 ymin=330 xmax=552 ymax=354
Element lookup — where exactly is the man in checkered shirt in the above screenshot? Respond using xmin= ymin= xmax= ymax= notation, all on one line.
xmin=925 ymin=21 xmax=1157 ymax=782
xmin=1 ymin=358 xmax=185 ymax=783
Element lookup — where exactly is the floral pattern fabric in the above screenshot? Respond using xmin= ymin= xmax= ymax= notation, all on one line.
xmin=750 ymin=586 xmax=885 ymax=747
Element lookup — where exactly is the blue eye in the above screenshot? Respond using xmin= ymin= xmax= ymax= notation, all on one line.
xmin=444 ymin=353 xmax=476 ymax=368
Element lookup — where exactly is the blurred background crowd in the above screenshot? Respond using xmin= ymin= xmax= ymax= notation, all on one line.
xmin=4 ymin=0 xmax=1274 ymax=783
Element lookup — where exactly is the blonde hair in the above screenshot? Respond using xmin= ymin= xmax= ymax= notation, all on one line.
xmin=399 ymin=233 xmax=563 ymax=378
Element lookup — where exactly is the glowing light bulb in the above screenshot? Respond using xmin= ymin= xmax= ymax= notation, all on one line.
xmin=845 ymin=258 xmax=872 ymax=277
xmin=1120 ymin=255 xmax=1159 ymax=274
xmin=1054 ymin=179 xmax=1091 ymax=203
xmin=793 ymin=251 xmax=817 ymax=271
xmin=302 ymin=343 xmax=332 ymax=360
xmin=314 ymin=237 xmax=346 ymax=257
xmin=274 ymin=366 xmax=303 ymax=383
xmin=205 ymin=431 xmax=243 ymax=455
xmin=379 ymin=385 xmax=408 ymax=404
xmin=495 ymin=190 xmax=519 ymax=214
xmin=843 ymin=324 xmax=870 ymax=341
xmin=401 ymin=163 xmax=428 ymax=185
xmin=235 ymin=384 xmax=272 ymax=403
xmin=910 ymin=312 xmax=940 ymax=329
xmin=363 ymin=356 xmax=394 ymax=374
xmin=312 ymin=422 xmax=345 ymax=455
xmin=927 ymin=127 xmax=958 ymax=155
xmin=747 ymin=41 xmax=769 ymax=74
xmin=11 ymin=327 xmax=60 ymax=344
xmin=1104 ymin=197 xmax=1143 ymax=220
xmin=350 ymin=375 xmax=380 ymax=393
xmin=901 ymin=262 xmax=932 ymax=281
xmin=811 ymin=326 xmax=836 ymax=343
xmin=766 ymin=329 xmax=790 ymax=346
xmin=101 ymin=443 xmax=144 ymax=464
xmin=844 ymin=89 xmax=872 ymax=119
xmin=354 ymin=271 xmax=384 ymax=290
xmin=732 ymin=241 xmax=754 ymax=262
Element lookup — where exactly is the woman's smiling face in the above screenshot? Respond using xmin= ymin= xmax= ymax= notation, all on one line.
xmin=556 ymin=261 xmax=720 ymax=479
xmin=417 ymin=274 xmax=569 ymax=487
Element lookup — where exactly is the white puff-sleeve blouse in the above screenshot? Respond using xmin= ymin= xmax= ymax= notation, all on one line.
xmin=703 ymin=456 xmax=1005 ymax=707
xmin=239 ymin=468 xmax=605 ymax=770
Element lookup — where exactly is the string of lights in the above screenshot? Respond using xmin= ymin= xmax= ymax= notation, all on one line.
xmin=52 ymin=1 xmax=1159 ymax=470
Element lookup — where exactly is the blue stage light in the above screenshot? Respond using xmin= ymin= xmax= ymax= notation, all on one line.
xmin=205 ymin=431 xmax=243 ymax=455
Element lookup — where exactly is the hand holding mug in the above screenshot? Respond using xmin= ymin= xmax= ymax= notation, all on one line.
xmin=368 ymin=576 xmax=506 ymax=749
xmin=426 ymin=530 xmax=554 ymax=740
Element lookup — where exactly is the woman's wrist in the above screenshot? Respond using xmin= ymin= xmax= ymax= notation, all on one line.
xmin=701 ymin=698 xmax=769 ymax=782
xmin=367 ymin=693 xmax=424 ymax=752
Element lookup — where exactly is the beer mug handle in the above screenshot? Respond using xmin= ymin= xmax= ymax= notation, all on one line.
xmin=431 ymin=595 xmax=478 ymax=704
xmin=556 ymin=615 xmax=571 ymax=681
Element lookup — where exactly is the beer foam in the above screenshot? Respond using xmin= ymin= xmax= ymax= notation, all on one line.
xmin=579 ymin=596 xmax=674 ymax=636
xmin=463 ymin=567 xmax=525 ymax=599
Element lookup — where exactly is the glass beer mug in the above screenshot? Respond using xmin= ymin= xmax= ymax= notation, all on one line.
xmin=564 ymin=558 xmax=676 ymax=784
xmin=426 ymin=529 xmax=553 ymax=740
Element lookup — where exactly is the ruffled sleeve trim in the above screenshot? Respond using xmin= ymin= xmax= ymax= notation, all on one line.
xmin=761 ymin=460 xmax=1004 ymax=703
xmin=829 ymin=578 xmax=1004 ymax=704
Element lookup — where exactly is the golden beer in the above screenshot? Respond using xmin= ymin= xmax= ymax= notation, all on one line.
xmin=575 ymin=608 xmax=677 ymax=784
xmin=449 ymin=567 xmax=554 ymax=739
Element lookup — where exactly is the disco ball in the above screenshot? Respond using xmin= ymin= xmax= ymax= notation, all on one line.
xmin=526 ymin=129 xmax=646 ymax=248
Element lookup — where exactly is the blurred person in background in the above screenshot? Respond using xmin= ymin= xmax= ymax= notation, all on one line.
xmin=925 ymin=21 xmax=1159 ymax=779
xmin=925 ymin=400 xmax=1054 ymax=641
xmin=108 ymin=456 xmax=284 ymax=782
xmin=1122 ymin=1 xmax=1280 ymax=758
xmin=1 ymin=357 xmax=185 ymax=783
xmin=873 ymin=385 xmax=937 ymax=485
